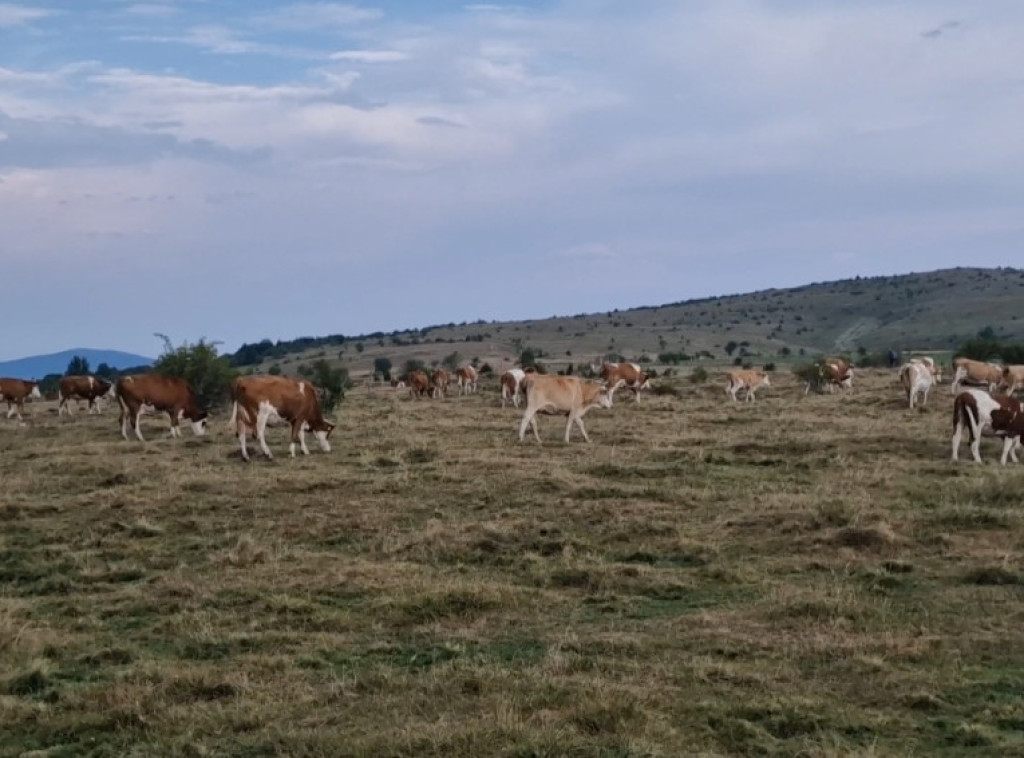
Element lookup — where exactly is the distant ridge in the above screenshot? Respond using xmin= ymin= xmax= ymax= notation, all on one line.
xmin=0 ymin=348 xmax=154 ymax=379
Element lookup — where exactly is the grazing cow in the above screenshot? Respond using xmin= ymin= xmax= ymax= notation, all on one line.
xmin=725 ymin=369 xmax=770 ymax=402
xmin=430 ymin=369 xmax=450 ymax=399
xmin=389 ymin=378 xmax=407 ymax=390
xmin=951 ymin=389 xmax=1022 ymax=464
xmin=908 ymin=356 xmax=942 ymax=383
xmin=990 ymin=404 xmax=1024 ymax=465
xmin=500 ymin=368 xmax=527 ymax=408
xmin=599 ymin=362 xmax=651 ymax=403
xmin=115 ymin=374 xmax=208 ymax=442
xmin=58 ymin=375 xmax=114 ymax=416
xmin=951 ymin=357 xmax=1003 ymax=394
xmin=998 ymin=365 xmax=1024 ymax=396
xmin=454 ymin=366 xmax=478 ymax=395
xmin=406 ymin=370 xmax=429 ymax=398
xmin=518 ymin=374 xmax=614 ymax=443
xmin=803 ymin=358 xmax=853 ymax=395
xmin=229 ymin=375 xmax=334 ymax=461
xmin=0 ymin=378 xmax=42 ymax=422
xmin=899 ymin=362 xmax=934 ymax=409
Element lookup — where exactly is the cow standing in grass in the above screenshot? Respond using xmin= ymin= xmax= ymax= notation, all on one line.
xmin=951 ymin=389 xmax=1022 ymax=464
xmin=58 ymin=375 xmax=114 ymax=416
xmin=0 ymin=378 xmax=41 ymax=422
xmin=115 ymin=374 xmax=208 ymax=442
xmin=900 ymin=362 xmax=934 ymax=409
xmin=725 ymin=369 xmax=770 ymax=402
xmin=230 ymin=375 xmax=335 ymax=461
xmin=518 ymin=374 xmax=613 ymax=443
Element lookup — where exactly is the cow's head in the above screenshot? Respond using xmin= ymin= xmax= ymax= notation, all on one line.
xmin=637 ymin=372 xmax=652 ymax=391
xmin=592 ymin=382 xmax=615 ymax=409
xmin=189 ymin=410 xmax=209 ymax=436
xmin=28 ymin=382 xmax=41 ymax=399
xmin=760 ymin=374 xmax=771 ymax=388
xmin=311 ymin=419 xmax=335 ymax=451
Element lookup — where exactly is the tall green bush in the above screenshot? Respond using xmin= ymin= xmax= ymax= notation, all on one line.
xmin=152 ymin=334 xmax=238 ymax=410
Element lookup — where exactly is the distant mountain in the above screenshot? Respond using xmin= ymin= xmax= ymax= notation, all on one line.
xmin=0 ymin=349 xmax=154 ymax=380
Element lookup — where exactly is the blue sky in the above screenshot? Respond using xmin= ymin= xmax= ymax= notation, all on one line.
xmin=1 ymin=1 xmax=1022 ymax=360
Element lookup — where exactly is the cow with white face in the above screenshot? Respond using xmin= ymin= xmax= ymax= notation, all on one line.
xmin=230 ymin=375 xmax=335 ymax=461
xmin=518 ymin=374 xmax=614 ymax=443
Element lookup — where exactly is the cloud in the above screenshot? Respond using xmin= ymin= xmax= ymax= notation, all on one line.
xmin=329 ymin=50 xmax=410 ymax=63
xmin=0 ymin=3 xmax=53 ymax=27
xmin=123 ymin=3 xmax=180 ymax=17
xmin=253 ymin=3 xmax=382 ymax=31
xmin=922 ymin=20 xmax=962 ymax=39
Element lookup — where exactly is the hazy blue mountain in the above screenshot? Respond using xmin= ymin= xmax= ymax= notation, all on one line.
xmin=0 ymin=348 xmax=154 ymax=379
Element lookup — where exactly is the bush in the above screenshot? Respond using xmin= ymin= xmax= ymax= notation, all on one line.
xmin=308 ymin=359 xmax=351 ymax=413
xmin=689 ymin=367 xmax=708 ymax=384
xmin=152 ymin=334 xmax=238 ymax=410
xmin=763 ymin=362 xmax=776 ymax=372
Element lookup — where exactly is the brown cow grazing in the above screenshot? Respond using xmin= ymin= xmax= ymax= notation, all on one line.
xmin=430 ymin=369 xmax=450 ymax=399
xmin=725 ymin=369 xmax=770 ymax=402
xmin=406 ymin=370 xmax=429 ymax=398
xmin=115 ymin=374 xmax=208 ymax=442
xmin=518 ymin=374 xmax=614 ymax=443
xmin=998 ymin=365 xmax=1024 ymax=396
xmin=599 ymin=362 xmax=651 ymax=403
xmin=951 ymin=388 xmax=1022 ymax=464
xmin=229 ymin=375 xmax=335 ymax=461
xmin=500 ymin=368 xmax=527 ymax=408
xmin=0 ymin=378 xmax=42 ymax=422
xmin=454 ymin=365 xmax=478 ymax=395
xmin=951 ymin=357 xmax=1003 ymax=394
xmin=58 ymin=375 xmax=114 ymax=416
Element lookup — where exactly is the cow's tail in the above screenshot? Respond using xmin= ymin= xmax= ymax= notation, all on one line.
xmin=953 ymin=393 xmax=980 ymax=444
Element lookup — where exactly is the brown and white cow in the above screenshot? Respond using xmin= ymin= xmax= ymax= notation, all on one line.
xmin=500 ymin=368 xmax=527 ymax=408
xmin=725 ymin=369 xmax=770 ymax=402
xmin=951 ymin=388 xmax=1022 ymax=464
xmin=599 ymin=362 xmax=651 ymax=403
xmin=998 ymin=365 xmax=1024 ymax=396
xmin=0 ymin=378 xmax=42 ymax=422
xmin=951 ymin=357 xmax=1003 ymax=394
xmin=899 ymin=361 xmax=934 ymax=409
xmin=115 ymin=374 xmax=208 ymax=442
xmin=58 ymin=375 xmax=114 ymax=416
xmin=406 ymin=370 xmax=429 ymax=398
xmin=454 ymin=365 xmax=478 ymax=395
xmin=229 ymin=375 xmax=335 ymax=461
xmin=990 ymin=403 xmax=1024 ymax=465
xmin=518 ymin=374 xmax=614 ymax=443
xmin=824 ymin=358 xmax=853 ymax=393
xmin=430 ymin=369 xmax=450 ymax=399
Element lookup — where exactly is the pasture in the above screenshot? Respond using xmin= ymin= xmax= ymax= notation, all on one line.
xmin=2 ymin=370 xmax=1023 ymax=757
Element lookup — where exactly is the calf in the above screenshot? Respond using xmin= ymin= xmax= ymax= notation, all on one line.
xmin=454 ymin=366 xmax=478 ymax=395
xmin=0 ymin=378 xmax=41 ymax=422
xmin=599 ymin=362 xmax=651 ymax=403
xmin=430 ymin=369 xmax=450 ymax=399
xmin=725 ymin=369 xmax=770 ymax=402
xmin=909 ymin=356 xmax=942 ymax=383
xmin=899 ymin=362 xmax=934 ymax=409
xmin=230 ymin=375 xmax=335 ymax=461
xmin=115 ymin=374 xmax=208 ymax=442
xmin=58 ymin=375 xmax=114 ymax=416
xmin=500 ymin=368 xmax=526 ymax=408
xmin=519 ymin=374 xmax=614 ymax=443
xmin=951 ymin=389 xmax=1022 ymax=464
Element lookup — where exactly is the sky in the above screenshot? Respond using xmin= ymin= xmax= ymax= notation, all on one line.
xmin=1 ymin=1 xmax=1022 ymax=360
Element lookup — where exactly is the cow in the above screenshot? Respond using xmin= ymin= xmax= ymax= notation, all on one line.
xmin=990 ymin=404 xmax=1024 ymax=465
xmin=454 ymin=366 xmax=478 ymax=395
xmin=389 ymin=378 xmax=407 ymax=390
xmin=951 ymin=388 xmax=1022 ymax=464
xmin=518 ymin=374 xmax=614 ymax=443
xmin=58 ymin=375 xmax=114 ymax=416
xmin=430 ymin=369 xmax=450 ymax=399
xmin=725 ymin=369 xmax=770 ymax=402
xmin=500 ymin=368 xmax=527 ymax=408
xmin=599 ymin=362 xmax=651 ymax=403
xmin=229 ymin=375 xmax=335 ymax=461
xmin=908 ymin=356 xmax=942 ymax=383
xmin=899 ymin=362 xmax=934 ymax=409
xmin=115 ymin=374 xmax=208 ymax=442
xmin=406 ymin=370 xmax=429 ymax=398
xmin=0 ymin=378 xmax=42 ymax=423
xmin=998 ymin=365 xmax=1024 ymax=396
xmin=803 ymin=358 xmax=853 ymax=395
xmin=951 ymin=357 xmax=1003 ymax=395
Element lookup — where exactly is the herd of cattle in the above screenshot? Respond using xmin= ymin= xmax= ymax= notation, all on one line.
xmin=1 ymin=356 xmax=1023 ymax=463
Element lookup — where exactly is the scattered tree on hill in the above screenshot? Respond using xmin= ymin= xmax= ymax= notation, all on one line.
xmin=373 ymin=357 xmax=393 ymax=380
xmin=403 ymin=359 xmax=426 ymax=377
xmin=95 ymin=362 xmax=117 ymax=379
xmin=441 ymin=351 xmax=462 ymax=371
xmin=65 ymin=355 xmax=90 ymax=376
xmin=152 ymin=334 xmax=238 ymax=410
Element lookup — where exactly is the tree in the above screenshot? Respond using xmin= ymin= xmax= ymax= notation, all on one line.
xmin=308 ymin=359 xmax=350 ymax=413
xmin=519 ymin=348 xmax=537 ymax=368
xmin=95 ymin=362 xmax=117 ymax=379
xmin=441 ymin=351 xmax=462 ymax=371
xmin=66 ymin=355 xmax=90 ymax=376
xmin=152 ymin=334 xmax=238 ymax=410
xmin=724 ymin=341 xmax=738 ymax=356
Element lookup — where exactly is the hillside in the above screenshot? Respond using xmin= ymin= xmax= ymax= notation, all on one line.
xmin=233 ymin=267 xmax=1024 ymax=377
xmin=0 ymin=348 xmax=153 ymax=380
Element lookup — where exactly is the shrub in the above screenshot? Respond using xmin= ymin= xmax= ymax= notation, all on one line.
xmin=152 ymin=334 xmax=238 ymax=410
xmin=689 ymin=367 xmax=708 ymax=384
xmin=308 ymin=359 xmax=351 ymax=413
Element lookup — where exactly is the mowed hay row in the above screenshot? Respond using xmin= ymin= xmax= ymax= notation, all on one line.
xmin=2 ymin=369 xmax=1024 ymax=757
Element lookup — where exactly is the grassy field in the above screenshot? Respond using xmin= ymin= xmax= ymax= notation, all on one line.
xmin=2 ymin=369 xmax=1024 ymax=757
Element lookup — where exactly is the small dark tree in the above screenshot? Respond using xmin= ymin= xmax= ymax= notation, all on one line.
xmin=152 ymin=334 xmax=238 ymax=410
xmin=403 ymin=359 xmax=426 ymax=376
xmin=66 ymin=355 xmax=90 ymax=376
xmin=309 ymin=359 xmax=351 ymax=412
xmin=724 ymin=341 xmax=738 ymax=356
xmin=373 ymin=356 xmax=393 ymax=380
xmin=519 ymin=348 xmax=537 ymax=368
xmin=95 ymin=362 xmax=117 ymax=379
xmin=441 ymin=351 xmax=462 ymax=371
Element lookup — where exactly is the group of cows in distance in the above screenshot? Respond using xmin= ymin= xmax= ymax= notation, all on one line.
xmin=1 ymin=356 xmax=1023 ymax=463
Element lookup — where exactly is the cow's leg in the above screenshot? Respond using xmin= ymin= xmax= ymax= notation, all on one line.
xmin=570 ymin=412 xmax=591 ymax=443
xmin=519 ymin=408 xmax=542 ymax=443
xmin=1000 ymin=436 xmax=1018 ymax=466
xmin=256 ymin=407 xmax=274 ymax=459
xmin=133 ymin=408 xmax=146 ymax=442
xmin=119 ymin=399 xmax=130 ymax=440
xmin=238 ymin=422 xmax=250 ymax=461
xmin=58 ymin=393 xmax=69 ymax=416
xmin=5 ymin=401 xmax=15 ymax=419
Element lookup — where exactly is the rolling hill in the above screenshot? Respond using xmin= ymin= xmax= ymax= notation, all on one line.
xmin=232 ymin=266 xmax=1024 ymax=377
xmin=0 ymin=348 xmax=153 ymax=380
